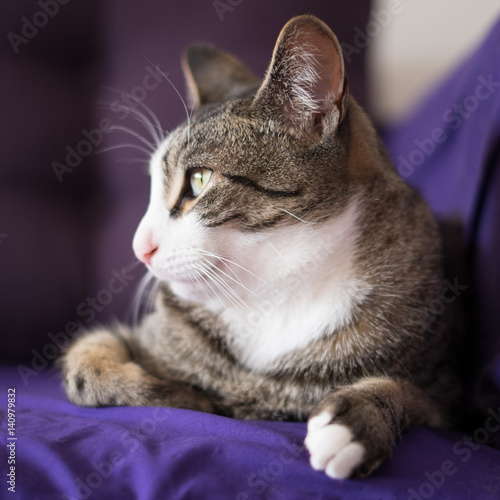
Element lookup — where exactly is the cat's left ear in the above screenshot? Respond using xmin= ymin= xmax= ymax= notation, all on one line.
xmin=253 ymin=15 xmax=348 ymax=136
xmin=182 ymin=45 xmax=261 ymax=109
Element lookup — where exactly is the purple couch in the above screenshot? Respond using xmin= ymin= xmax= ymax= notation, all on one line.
xmin=1 ymin=2 xmax=500 ymax=499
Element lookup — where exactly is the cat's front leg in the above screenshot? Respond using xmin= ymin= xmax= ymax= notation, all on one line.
xmin=61 ymin=326 xmax=216 ymax=412
xmin=304 ymin=377 xmax=447 ymax=478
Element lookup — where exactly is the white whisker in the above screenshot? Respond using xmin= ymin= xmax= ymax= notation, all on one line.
xmin=109 ymin=125 xmax=156 ymax=151
xmin=130 ymin=270 xmax=157 ymax=325
xmin=197 ymin=249 xmax=272 ymax=289
xmin=267 ymin=241 xmax=285 ymax=259
xmin=190 ymin=269 xmax=211 ymax=301
xmin=140 ymin=56 xmax=192 ymax=143
xmin=113 ymin=157 xmax=151 ymax=167
xmin=94 ymin=143 xmax=153 ymax=156
xmin=99 ymin=86 xmax=168 ymax=144
xmin=194 ymin=266 xmax=229 ymax=312
xmin=116 ymin=107 xmax=162 ymax=146
xmin=189 ymin=90 xmax=196 ymax=121
xmin=279 ymin=209 xmax=312 ymax=224
xmin=204 ymin=260 xmax=263 ymax=302
xmin=205 ymin=252 xmax=242 ymax=285
xmin=147 ymin=278 xmax=160 ymax=312
xmin=110 ymin=104 xmax=166 ymax=146
xmin=194 ymin=263 xmax=240 ymax=309
xmin=96 ymin=100 xmax=162 ymax=146
xmin=198 ymin=261 xmax=248 ymax=309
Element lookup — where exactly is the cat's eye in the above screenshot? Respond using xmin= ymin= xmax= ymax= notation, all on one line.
xmin=189 ymin=168 xmax=212 ymax=197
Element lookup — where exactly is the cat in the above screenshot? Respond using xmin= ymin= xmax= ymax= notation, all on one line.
xmin=61 ymin=15 xmax=459 ymax=479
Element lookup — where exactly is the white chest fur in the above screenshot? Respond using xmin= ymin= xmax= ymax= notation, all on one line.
xmin=217 ymin=198 xmax=370 ymax=372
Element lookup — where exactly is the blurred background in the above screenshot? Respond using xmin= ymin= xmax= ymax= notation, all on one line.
xmin=1 ymin=0 xmax=499 ymax=363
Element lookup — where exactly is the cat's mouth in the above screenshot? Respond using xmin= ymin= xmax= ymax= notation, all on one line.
xmin=148 ymin=252 xmax=222 ymax=301
xmin=167 ymin=272 xmax=211 ymax=302
xmin=150 ymin=263 xmax=199 ymax=284
xmin=149 ymin=263 xmax=205 ymax=302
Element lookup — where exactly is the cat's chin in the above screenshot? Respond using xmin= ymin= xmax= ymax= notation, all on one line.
xmin=168 ymin=280 xmax=208 ymax=303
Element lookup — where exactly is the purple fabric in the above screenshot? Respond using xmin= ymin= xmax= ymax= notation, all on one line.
xmin=1 ymin=367 xmax=500 ymax=500
xmin=382 ymin=21 xmax=500 ymax=235
xmin=382 ymin=17 xmax=500 ymax=414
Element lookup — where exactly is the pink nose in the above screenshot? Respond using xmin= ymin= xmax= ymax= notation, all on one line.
xmin=133 ymin=234 xmax=158 ymax=266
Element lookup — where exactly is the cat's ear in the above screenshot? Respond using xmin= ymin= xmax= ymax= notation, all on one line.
xmin=182 ymin=45 xmax=261 ymax=109
xmin=253 ymin=15 xmax=348 ymax=136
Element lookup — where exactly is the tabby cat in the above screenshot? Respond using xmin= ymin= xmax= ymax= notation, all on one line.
xmin=62 ymin=15 xmax=458 ymax=478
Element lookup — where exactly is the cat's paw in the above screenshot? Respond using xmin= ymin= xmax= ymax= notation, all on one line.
xmin=305 ymin=413 xmax=366 ymax=479
xmin=305 ymin=385 xmax=397 ymax=478
xmin=61 ymin=330 xmax=136 ymax=407
xmin=61 ymin=328 xmax=217 ymax=412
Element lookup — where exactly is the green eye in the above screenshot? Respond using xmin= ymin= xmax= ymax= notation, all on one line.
xmin=190 ymin=168 xmax=212 ymax=197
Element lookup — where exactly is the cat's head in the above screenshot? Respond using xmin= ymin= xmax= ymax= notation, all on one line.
xmin=133 ymin=15 xmax=355 ymax=305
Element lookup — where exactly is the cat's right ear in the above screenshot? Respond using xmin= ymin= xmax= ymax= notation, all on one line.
xmin=253 ymin=15 xmax=349 ymax=137
xmin=182 ymin=45 xmax=261 ymax=109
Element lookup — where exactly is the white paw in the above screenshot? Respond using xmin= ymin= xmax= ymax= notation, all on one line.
xmin=304 ymin=411 xmax=365 ymax=479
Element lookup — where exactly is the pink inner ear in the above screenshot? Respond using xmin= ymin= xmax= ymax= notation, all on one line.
xmin=294 ymin=27 xmax=344 ymax=112
xmin=315 ymin=35 xmax=343 ymax=105
xmin=254 ymin=16 xmax=348 ymax=132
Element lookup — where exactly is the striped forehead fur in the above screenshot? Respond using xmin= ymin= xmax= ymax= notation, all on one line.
xmin=157 ymin=96 xmax=351 ymax=233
